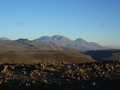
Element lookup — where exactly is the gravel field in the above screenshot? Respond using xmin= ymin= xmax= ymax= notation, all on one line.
xmin=0 ymin=61 xmax=120 ymax=90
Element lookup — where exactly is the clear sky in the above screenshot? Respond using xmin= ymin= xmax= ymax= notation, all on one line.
xmin=0 ymin=0 xmax=120 ymax=47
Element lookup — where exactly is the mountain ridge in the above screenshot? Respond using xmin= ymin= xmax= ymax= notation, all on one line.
xmin=0 ymin=35 xmax=107 ymax=50
xmin=34 ymin=35 xmax=106 ymax=50
xmin=0 ymin=38 xmax=79 ymax=51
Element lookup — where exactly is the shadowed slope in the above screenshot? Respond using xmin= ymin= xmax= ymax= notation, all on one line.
xmin=84 ymin=49 xmax=120 ymax=61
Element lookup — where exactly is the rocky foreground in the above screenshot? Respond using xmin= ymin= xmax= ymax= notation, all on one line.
xmin=0 ymin=61 xmax=120 ymax=90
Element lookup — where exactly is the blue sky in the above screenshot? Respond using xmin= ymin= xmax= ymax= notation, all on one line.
xmin=0 ymin=0 xmax=120 ymax=47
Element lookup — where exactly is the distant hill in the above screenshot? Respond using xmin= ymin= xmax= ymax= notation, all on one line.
xmin=0 ymin=38 xmax=79 ymax=51
xmin=0 ymin=37 xmax=10 ymax=40
xmin=34 ymin=35 xmax=106 ymax=50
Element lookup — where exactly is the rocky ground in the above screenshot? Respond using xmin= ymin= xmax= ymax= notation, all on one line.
xmin=0 ymin=61 xmax=120 ymax=90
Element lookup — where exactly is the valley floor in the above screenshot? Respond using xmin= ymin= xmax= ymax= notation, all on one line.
xmin=0 ymin=61 xmax=120 ymax=90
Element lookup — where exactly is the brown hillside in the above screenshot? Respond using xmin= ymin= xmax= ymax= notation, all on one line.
xmin=0 ymin=50 xmax=95 ymax=64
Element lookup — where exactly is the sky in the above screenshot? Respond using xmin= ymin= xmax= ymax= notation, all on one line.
xmin=0 ymin=0 xmax=120 ymax=48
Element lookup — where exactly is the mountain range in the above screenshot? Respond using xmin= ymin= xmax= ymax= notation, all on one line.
xmin=0 ymin=35 xmax=107 ymax=50
xmin=0 ymin=36 xmax=120 ymax=63
xmin=33 ymin=35 xmax=106 ymax=50
xmin=0 ymin=38 xmax=79 ymax=51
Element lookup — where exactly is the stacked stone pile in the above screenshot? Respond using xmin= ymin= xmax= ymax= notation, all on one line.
xmin=0 ymin=61 xmax=119 ymax=90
